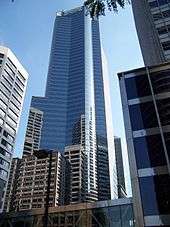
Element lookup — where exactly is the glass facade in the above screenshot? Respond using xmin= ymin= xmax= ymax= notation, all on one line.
xmin=31 ymin=7 xmax=116 ymax=202
xmin=0 ymin=199 xmax=134 ymax=227
xmin=119 ymin=63 xmax=170 ymax=226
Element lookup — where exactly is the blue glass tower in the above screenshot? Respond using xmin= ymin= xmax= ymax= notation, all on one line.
xmin=31 ymin=6 xmax=117 ymax=202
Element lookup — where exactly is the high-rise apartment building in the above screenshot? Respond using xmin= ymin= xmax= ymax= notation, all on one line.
xmin=64 ymin=145 xmax=86 ymax=204
xmin=10 ymin=150 xmax=67 ymax=211
xmin=31 ymin=7 xmax=116 ymax=201
xmin=114 ymin=137 xmax=126 ymax=198
xmin=118 ymin=62 xmax=170 ymax=226
xmin=0 ymin=46 xmax=28 ymax=212
xmin=23 ymin=107 xmax=43 ymax=156
xmin=132 ymin=0 xmax=170 ymax=65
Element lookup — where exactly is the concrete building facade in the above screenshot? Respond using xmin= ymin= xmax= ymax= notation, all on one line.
xmin=64 ymin=145 xmax=86 ymax=204
xmin=10 ymin=150 xmax=67 ymax=212
xmin=132 ymin=0 xmax=170 ymax=66
xmin=23 ymin=107 xmax=43 ymax=156
xmin=3 ymin=158 xmax=21 ymax=212
xmin=0 ymin=46 xmax=28 ymax=212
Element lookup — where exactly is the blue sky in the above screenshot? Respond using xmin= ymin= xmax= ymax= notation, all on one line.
xmin=1 ymin=0 xmax=144 ymax=195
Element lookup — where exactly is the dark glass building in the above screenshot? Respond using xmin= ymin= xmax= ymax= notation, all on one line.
xmin=31 ymin=7 xmax=117 ymax=202
xmin=118 ymin=62 xmax=170 ymax=226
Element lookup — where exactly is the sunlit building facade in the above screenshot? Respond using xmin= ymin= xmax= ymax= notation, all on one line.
xmin=31 ymin=7 xmax=117 ymax=202
xmin=0 ymin=46 xmax=28 ymax=212
xmin=23 ymin=107 xmax=43 ymax=156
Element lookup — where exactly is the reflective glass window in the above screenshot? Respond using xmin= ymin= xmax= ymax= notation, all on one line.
xmin=139 ymin=175 xmax=170 ymax=215
xmin=125 ymin=75 xmax=151 ymax=100
xmin=129 ymin=102 xmax=158 ymax=131
xmin=150 ymin=69 xmax=170 ymax=94
xmin=133 ymin=135 xmax=166 ymax=169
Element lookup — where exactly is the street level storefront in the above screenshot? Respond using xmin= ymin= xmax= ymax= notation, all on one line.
xmin=0 ymin=198 xmax=134 ymax=227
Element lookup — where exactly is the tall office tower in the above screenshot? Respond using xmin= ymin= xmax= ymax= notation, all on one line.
xmin=0 ymin=46 xmax=28 ymax=212
xmin=132 ymin=0 xmax=170 ymax=66
xmin=23 ymin=107 xmax=43 ymax=156
xmin=114 ymin=137 xmax=127 ymax=198
xmin=118 ymin=62 xmax=170 ymax=226
xmin=3 ymin=158 xmax=21 ymax=212
xmin=12 ymin=150 xmax=67 ymax=211
xmin=31 ymin=7 xmax=116 ymax=202
xmin=64 ymin=145 xmax=86 ymax=204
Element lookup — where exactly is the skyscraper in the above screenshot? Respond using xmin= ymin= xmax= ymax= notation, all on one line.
xmin=0 ymin=46 xmax=28 ymax=212
xmin=132 ymin=0 xmax=170 ymax=65
xmin=114 ymin=137 xmax=126 ymax=198
xmin=31 ymin=6 xmax=116 ymax=202
xmin=23 ymin=107 xmax=43 ymax=156
xmin=118 ymin=62 xmax=170 ymax=226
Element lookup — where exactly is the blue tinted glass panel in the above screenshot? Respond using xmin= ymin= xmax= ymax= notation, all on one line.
xmin=129 ymin=102 xmax=158 ymax=131
xmin=133 ymin=135 xmax=166 ymax=169
xmin=125 ymin=75 xmax=151 ymax=100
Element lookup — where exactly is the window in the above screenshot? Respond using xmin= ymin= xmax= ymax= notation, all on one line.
xmin=0 ymin=109 xmax=5 ymax=117
xmin=149 ymin=0 xmax=169 ymax=8
xmin=0 ymin=168 xmax=8 ymax=178
xmin=0 ymin=53 xmax=4 ymax=58
xmin=0 ymin=99 xmax=7 ymax=109
xmin=0 ymin=158 xmax=10 ymax=169
xmin=133 ymin=135 xmax=166 ymax=169
xmin=2 ymin=75 xmax=13 ymax=89
xmin=13 ymin=88 xmax=22 ymax=99
xmin=1 ymin=139 xmax=13 ymax=152
xmin=16 ymin=76 xmax=24 ymax=88
xmin=10 ymin=101 xmax=20 ymax=113
xmin=157 ymin=25 xmax=170 ymax=35
xmin=0 ymin=118 xmax=4 ymax=126
xmin=153 ymin=10 xmax=170 ymax=21
xmin=15 ymin=82 xmax=24 ymax=94
xmin=5 ymin=123 xmax=15 ymax=135
xmin=156 ymin=98 xmax=170 ymax=126
xmin=3 ymin=130 xmax=14 ymax=143
xmin=8 ymin=108 xmax=18 ymax=121
xmin=0 ymin=90 xmax=9 ymax=103
xmin=18 ymin=71 xmax=26 ymax=83
xmin=140 ymin=174 xmax=170 ymax=215
xmin=0 ymin=82 xmax=11 ymax=96
xmin=150 ymin=69 xmax=170 ymax=94
xmin=6 ymin=116 xmax=17 ymax=128
xmin=162 ymin=41 xmax=170 ymax=51
xmin=7 ymin=57 xmax=16 ymax=69
xmin=0 ymin=147 xmax=11 ymax=158
xmin=5 ymin=63 xmax=15 ymax=76
xmin=125 ymin=75 xmax=151 ymax=100
xmin=129 ymin=101 xmax=158 ymax=131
